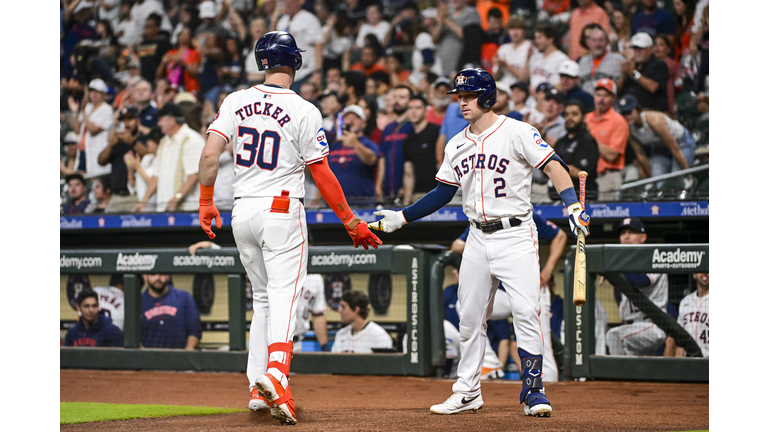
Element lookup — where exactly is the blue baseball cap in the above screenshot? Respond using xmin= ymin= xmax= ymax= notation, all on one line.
xmin=616 ymin=94 xmax=639 ymax=114
xmin=616 ymin=217 xmax=645 ymax=234
xmin=535 ymin=82 xmax=554 ymax=93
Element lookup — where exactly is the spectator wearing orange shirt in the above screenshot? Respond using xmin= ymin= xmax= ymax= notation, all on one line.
xmin=584 ymin=78 xmax=629 ymax=201
xmin=350 ymin=46 xmax=388 ymax=77
xmin=569 ymin=0 xmax=611 ymax=61
xmin=156 ymin=26 xmax=201 ymax=93
xmin=385 ymin=52 xmax=411 ymax=89
xmin=475 ymin=0 xmax=510 ymax=31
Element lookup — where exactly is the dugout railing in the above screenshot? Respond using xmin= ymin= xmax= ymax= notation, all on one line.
xmin=563 ymin=244 xmax=709 ymax=382
xmin=60 ymin=245 xmax=436 ymax=376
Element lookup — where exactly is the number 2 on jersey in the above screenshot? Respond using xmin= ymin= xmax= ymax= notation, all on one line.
xmin=236 ymin=126 xmax=281 ymax=170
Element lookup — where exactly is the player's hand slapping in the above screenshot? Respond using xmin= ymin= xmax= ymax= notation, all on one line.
xmin=345 ymin=217 xmax=382 ymax=250
xmin=567 ymin=203 xmax=590 ymax=239
xmin=199 ymin=196 xmax=222 ymax=240
xmin=370 ymin=209 xmax=407 ymax=233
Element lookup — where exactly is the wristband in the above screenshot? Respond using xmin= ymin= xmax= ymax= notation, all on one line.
xmin=200 ymin=183 xmax=215 ymax=204
xmin=632 ymin=70 xmax=641 ymax=81
xmin=558 ymin=187 xmax=579 ymax=207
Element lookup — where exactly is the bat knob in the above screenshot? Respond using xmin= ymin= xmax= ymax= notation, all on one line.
xmin=573 ymin=299 xmax=586 ymax=306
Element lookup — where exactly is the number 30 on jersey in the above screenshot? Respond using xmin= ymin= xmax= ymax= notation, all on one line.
xmin=236 ymin=126 xmax=281 ymax=171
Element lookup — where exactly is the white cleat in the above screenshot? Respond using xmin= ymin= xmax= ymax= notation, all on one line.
xmin=524 ymin=402 xmax=553 ymax=417
xmin=430 ymin=393 xmax=484 ymax=415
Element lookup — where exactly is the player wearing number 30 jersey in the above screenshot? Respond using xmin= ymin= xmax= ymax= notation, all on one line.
xmin=372 ymin=68 xmax=591 ymax=418
xmin=197 ymin=31 xmax=381 ymax=426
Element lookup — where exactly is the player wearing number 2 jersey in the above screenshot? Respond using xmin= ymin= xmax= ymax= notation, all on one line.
xmin=372 ymin=68 xmax=590 ymax=418
xmin=197 ymin=31 xmax=381 ymax=426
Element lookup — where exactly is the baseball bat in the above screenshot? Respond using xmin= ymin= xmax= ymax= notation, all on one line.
xmin=573 ymin=171 xmax=588 ymax=306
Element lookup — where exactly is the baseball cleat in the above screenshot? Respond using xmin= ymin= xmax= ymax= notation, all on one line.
xmin=480 ymin=367 xmax=505 ymax=380
xmin=255 ymin=373 xmax=297 ymax=425
xmin=430 ymin=393 xmax=483 ymax=415
xmin=523 ymin=391 xmax=552 ymax=417
xmin=249 ymin=386 xmax=270 ymax=411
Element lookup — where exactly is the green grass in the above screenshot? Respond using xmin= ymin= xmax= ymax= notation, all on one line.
xmin=60 ymin=402 xmax=246 ymax=424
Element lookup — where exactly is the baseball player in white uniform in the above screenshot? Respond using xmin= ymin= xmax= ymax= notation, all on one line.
xmin=197 ymin=31 xmax=381 ymax=426
xmin=92 ymin=275 xmax=125 ymax=331
xmin=292 ymin=273 xmax=328 ymax=353
xmin=372 ymin=68 xmax=590 ymax=417
xmin=605 ymin=218 xmax=669 ymax=356
xmin=665 ymin=273 xmax=708 ymax=357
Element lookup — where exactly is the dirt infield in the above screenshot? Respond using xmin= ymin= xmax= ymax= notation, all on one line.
xmin=60 ymin=370 xmax=708 ymax=431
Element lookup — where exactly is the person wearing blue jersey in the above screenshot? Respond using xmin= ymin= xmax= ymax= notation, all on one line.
xmin=376 ymin=85 xmax=414 ymax=201
xmin=65 ymin=289 xmax=124 ymax=347
xmin=141 ymin=274 xmax=202 ymax=350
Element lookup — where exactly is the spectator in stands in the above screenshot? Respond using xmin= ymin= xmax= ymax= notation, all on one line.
xmin=611 ymin=7 xmax=633 ymax=54
xmin=319 ymin=90 xmax=343 ymax=145
xmin=62 ymin=173 xmax=91 ymax=214
xmin=156 ymin=26 xmax=201 ymax=93
xmin=194 ymin=1 xmax=227 ymax=41
xmin=300 ymin=81 xmax=321 ymax=108
xmin=321 ymin=12 xmax=353 ymax=72
xmin=525 ymin=23 xmax=569 ymax=95
xmin=672 ymin=0 xmax=695 ymax=62
xmin=68 ymin=79 xmax=114 ymax=179
xmin=152 ymin=103 xmax=205 ymax=212
xmin=355 ymin=3 xmax=390 ymax=49
xmin=632 ymin=0 xmax=676 ymax=37
xmin=532 ymin=88 xmax=567 ymax=144
xmin=492 ymin=15 xmax=532 ymax=88
xmin=578 ymin=25 xmax=625 ymax=95
xmin=350 ymin=45 xmax=389 ymax=77
xmin=319 ymin=105 xmax=379 ymax=205
xmin=653 ymin=34 xmax=681 ymax=119
xmin=217 ymin=35 xmax=244 ymax=89
xmin=85 ymin=175 xmax=112 ymax=213
xmin=114 ymin=2 xmax=140 ymax=48
xmin=426 ymin=78 xmax=453 ymax=126
xmin=338 ymin=71 xmax=367 ymax=108
xmin=484 ymin=8 xmax=510 ymax=46
xmin=273 ymin=0 xmax=324 ymax=92
xmin=340 ymin=0 xmax=367 ymax=25
xmin=376 ymin=85 xmax=414 ymax=201
xmin=61 ymin=132 xmax=80 ymax=178
xmin=129 ymin=79 xmax=158 ymax=138
xmin=385 ymin=52 xmax=412 ymax=90
xmin=331 ymin=290 xmax=394 ymax=353
xmin=509 ymin=81 xmax=530 ymax=119
xmin=126 ymin=127 xmax=162 ymax=212
xmin=557 ymin=60 xmax=594 ymax=113
xmin=616 ymin=95 xmax=694 ymax=178
xmin=131 ymin=0 xmax=172 ymax=35
xmin=527 ymin=82 xmax=551 ymax=124
xmin=244 ymin=18 xmax=268 ymax=85
xmin=196 ymin=31 xmax=225 ymax=106
xmin=585 ymin=78 xmax=629 ymax=201
xmin=433 ymin=0 xmax=482 ymax=78
xmin=98 ymin=106 xmax=145 ymax=213
xmin=410 ymin=8 xmax=442 ymax=86
xmin=356 ymin=95 xmax=383 ymax=144
xmin=491 ymin=83 xmax=522 ymax=120
xmin=137 ymin=14 xmax=171 ymax=83
xmin=62 ymin=0 xmax=98 ymax=79
xmin=141 ymin=273 xmax=202 ymax=350
xmin=664 ymin=272 xmax=709 ymax=358
xmin=605 ymin=218 xmax=669 ymax=356
xmin=569 ymin=0 xmax=611 ymax=60
xmin=402 ymin=95 xmax=441 ymax=205
xmin=620 ymin=32 xmax=670 ymax=114
xmin=551 ymin=101 xmax=600 ymax=201
xmin=65 ymin=289 xmax=124 ymax=347
xmin=476 ymin=0 xmax=510 ymax=32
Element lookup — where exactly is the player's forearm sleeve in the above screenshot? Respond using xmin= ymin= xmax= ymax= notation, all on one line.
xmin=308 ymin=159 xmax=356 ymax=224
xmin=402 ymin=182 xmax=458 ymax=222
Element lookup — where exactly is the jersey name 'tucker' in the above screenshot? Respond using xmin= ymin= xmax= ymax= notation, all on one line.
xmin=435 ymin=116 xmax=556 ymax=221
xmin=207 ymin=84 xmax=329 ymax=199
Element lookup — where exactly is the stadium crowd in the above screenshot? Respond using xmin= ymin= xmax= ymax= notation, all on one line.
xmin=60 ymin=0 xmax=709 ymax=214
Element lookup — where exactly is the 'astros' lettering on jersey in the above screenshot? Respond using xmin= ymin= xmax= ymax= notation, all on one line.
xmin=677 ymin=291 xmax=708 ymax=357
xmin=435 ymin=116 xmax=555 ymax=221
xmin=207 ymin=84 xmax=329 ymax=199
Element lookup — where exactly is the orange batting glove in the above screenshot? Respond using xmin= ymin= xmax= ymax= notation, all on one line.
xmin=199 ymin=184 xmax=221 ymax=239
xmin=345 ymin=217 xmax=382 ymax=250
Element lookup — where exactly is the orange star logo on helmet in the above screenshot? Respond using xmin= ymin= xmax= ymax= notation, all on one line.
xmin=456 ymin=75 xmax=467 ymax=85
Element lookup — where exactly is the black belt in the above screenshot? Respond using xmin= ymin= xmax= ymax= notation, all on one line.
xmin=471 ymin=217 xmax=522 ymax=233
xmin=234 ymin=196 xmax=305 ymax=205
xmin=114 ymin=190 xmax=131 ymax=197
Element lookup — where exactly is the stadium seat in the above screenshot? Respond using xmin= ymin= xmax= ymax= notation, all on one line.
xmin=655 ymin=175 xmax=697 ymax=201
xmin=695 ymin=177 xmax=709 ymax=200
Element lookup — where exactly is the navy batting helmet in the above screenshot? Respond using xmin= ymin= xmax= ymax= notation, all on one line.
xmin=254 ymin=31 xmax=305 ymax=71
xmin=446 ymin=68 xmax=497 ymax=109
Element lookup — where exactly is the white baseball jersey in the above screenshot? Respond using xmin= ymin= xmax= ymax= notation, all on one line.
xmin=528 ymin=49 xmax=569 ymax=92
xmin=294 ymin=274 xmax=326 ymax=339
xmin=677 ymin=291 xmax=709 ymax=357
xmin=618 ymin=273 xmax=668 ymax=322
xmin=331 ymin=321 xmax=393 ymax=353
xmin=207 ymin=84 xmax=329 ymax=199
xmin=435 ymin=115 xmax=556 ymax=222
xmin=494 ymin=40 xmax=532 ymax=87
xmin=92 ymin=286 xmax=125 ymax=331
